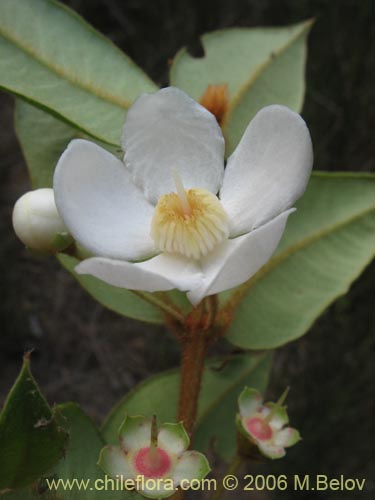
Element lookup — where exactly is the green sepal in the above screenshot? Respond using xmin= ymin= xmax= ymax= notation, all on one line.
xmin=51 ymin=232 xmax=74 ymax=252
xmin=235 ymin=413 xmax=249 ymax=440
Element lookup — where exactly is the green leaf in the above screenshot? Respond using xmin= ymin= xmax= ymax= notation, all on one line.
xmin=0 ymin=0 xmax=157 ymax=145
xmin=223 ymin=172 xmax=375 ymax=350
xmin=15 ymin=99 xmax=119 ymax=189
xmin=0 ymin=489 xmax=42 ymax=499
xmin=49 ymin=403 xmax=139 ymax=499
xmin=1 ymin=404 xmax=140 ymax=499
xmin=170 ymin=20 xmax=312 ymax=154
xmin=102 ymin=352 xmax=272 ymax=460
xmin=0 ymin=355 xmax=68 ymax=491
xmin=58 ymin=254 xmax=164 ymax=324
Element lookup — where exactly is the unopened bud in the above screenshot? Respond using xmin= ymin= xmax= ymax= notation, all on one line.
xmin=12 ymin=188 xmax=72 ymax=253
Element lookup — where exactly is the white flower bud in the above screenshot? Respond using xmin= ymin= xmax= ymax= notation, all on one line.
xmin=12 ymin=188 xmax=71 ymax=253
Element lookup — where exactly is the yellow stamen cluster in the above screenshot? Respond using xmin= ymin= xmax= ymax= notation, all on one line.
xmin=151 ymin=188 xmax=229 ymax=260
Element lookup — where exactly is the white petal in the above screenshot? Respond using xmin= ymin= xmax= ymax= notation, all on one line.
xmin=258 ymin=442 xmax=286 ymax=460
xmin=265 ymin=403 xmax=289 ymax=430
xmin=139 ymin=480 xmax=175 ymax=499
xmin=98 ymin=446 xmax=135 ymax=481
xmin=220 ymin=105 xmax=313 ymax=236
xmin=158 ymin=423 xmax=189 ymax=456
xmin=119 ymin=415 xmax=152 ymax=452
xmin=238 ymin=388 xmax=263 ymax=418
xmin=172 ymin=451 xmax=211 ymax=485
xmin=54 ymin=139 xmax=155 ymax=260
xmin=187 ymin=210 xmax=293 ymax=305
xmin=274 ymin=427 xmax=300 ymax=447
xmin=121 ymin=87 xmax=225 ymax=204
xmin=76 ymin=253 xmax=202 ymax=293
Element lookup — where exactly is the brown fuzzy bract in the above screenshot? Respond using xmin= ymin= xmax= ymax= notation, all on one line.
xmin=199 ymin=84 xmax=229 ymax=125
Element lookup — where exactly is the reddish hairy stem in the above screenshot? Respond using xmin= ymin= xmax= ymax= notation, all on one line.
xmin=177 ymin=329 xmax=208 ymax=437
xmin=171 ymin=296 xmax=221 ymax=500
xmin=171 ymin=329 xmax=208 ymax=500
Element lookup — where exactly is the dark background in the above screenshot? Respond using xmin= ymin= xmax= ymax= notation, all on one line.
xmin=0 ymin=0 xmax=374 ymax=498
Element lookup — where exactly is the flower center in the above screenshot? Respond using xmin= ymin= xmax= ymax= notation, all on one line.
xmin=134 ymin=447 xmax=171 ymax=478
xmin=246 ymin=417 xmax=273 ymax=441
xmin=151 ymin=171 xmax=229 ymax=260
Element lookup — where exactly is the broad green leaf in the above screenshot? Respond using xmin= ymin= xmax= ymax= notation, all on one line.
xmin=49 ymin=403 xmax=139 ymax=499
xmin=170 ymin=20 xmax=312 ymax=154
xmin=1 ymin=404 xmax=140 ymax=499
xmin=0 ymin=0 xmax=157 ymax=145
xmin=102 ymin=352 xmax=272 ymax=460
xmin=15 ymin=99 xmax=119 ymax=189
xmin=223 ymin=173 xmax=375 ymax=350
xmin=58 ymin=254 xmax=164 ymax=324
xmin=0 ymin=489 xmax=42 ymax=499
xmin=0 ymin=356 xmax=68 ymax=491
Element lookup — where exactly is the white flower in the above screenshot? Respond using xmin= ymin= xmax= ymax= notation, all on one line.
xmin=12 ymin=188 xmax=71 ymax=253
xmin=99 ymin=415 xmax=210 ymax=499
xmin=237 ymin=388 xmax=301 ymax=459
xmin=53 ymin=87 xmax=313 ymax=305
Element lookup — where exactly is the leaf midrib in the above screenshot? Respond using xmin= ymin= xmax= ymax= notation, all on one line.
xmin=0 ymin=22 xmax=131 ymax=110
xmin=222 ymin=20 xmax=313 ymax=129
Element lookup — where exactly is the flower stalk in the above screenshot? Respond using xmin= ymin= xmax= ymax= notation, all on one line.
xmin=176 ymin=295 xmax=220 ymax=438
xmin=177 ymin=328 xmax=208 ymax=437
